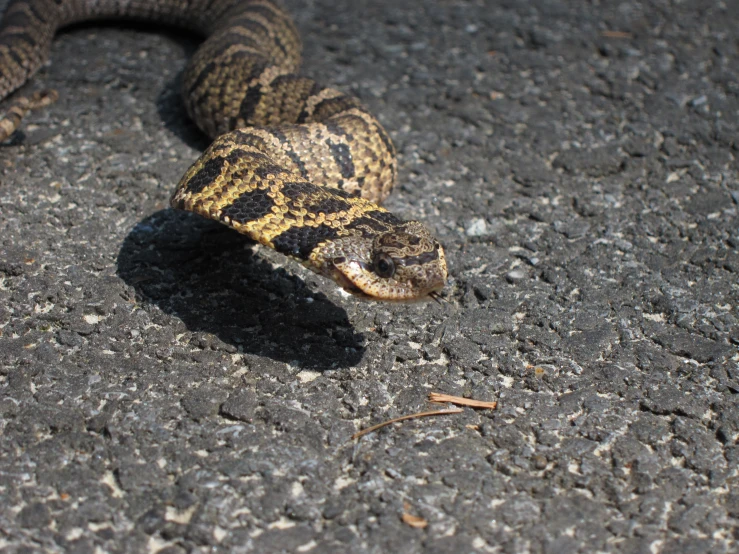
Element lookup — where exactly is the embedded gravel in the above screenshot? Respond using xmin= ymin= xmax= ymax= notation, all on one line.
xmin=1 ymin=1 xmax=737 ymax=553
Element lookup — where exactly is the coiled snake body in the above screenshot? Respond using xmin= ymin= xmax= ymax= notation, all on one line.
xmin=0 ymin=0 xmax=447 ymax=301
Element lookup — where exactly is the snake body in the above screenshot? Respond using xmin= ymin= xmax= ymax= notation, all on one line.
xmin=0 ymin=0 xmax=447 ymax=301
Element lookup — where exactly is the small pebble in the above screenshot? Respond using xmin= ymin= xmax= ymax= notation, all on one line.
xmin=506 ymin=269 xmax=526 ymax=283
xmin=533 ymin=455 xmax=548 ymax=470
xmin=465 ymin=218 xmax=488 ymax=237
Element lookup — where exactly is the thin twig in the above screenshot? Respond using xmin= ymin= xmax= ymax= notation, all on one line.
xmin=351 ymin=408 xmax=463 ymax=440
xmin=601 ymin=30 xmax=632 ymax=38
xmin=402 ymin=512 xmax=428 ymax=529
xmin=428 ymin=392 xmax=497 ymax=410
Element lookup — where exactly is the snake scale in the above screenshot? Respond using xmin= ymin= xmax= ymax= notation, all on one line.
xmin=0 ymin=0 xmax=447 ymax=301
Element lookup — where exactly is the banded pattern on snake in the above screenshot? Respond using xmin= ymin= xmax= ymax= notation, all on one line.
xmin=0 ymin=0 xmax=447 ymax=301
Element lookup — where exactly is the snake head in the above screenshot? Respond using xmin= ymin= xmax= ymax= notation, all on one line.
xmin=315 ymin=221 xmax=447 ymax=302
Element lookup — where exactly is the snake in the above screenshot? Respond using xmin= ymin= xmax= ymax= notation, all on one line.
xmin=0 ymin=0 xmax=447 ymax=302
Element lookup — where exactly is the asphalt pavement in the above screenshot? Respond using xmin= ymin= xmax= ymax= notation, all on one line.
xmin=1 ymin=0 xmax=737 ymax=552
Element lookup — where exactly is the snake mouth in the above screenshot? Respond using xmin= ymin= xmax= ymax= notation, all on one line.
xmin=329 ymin=266 xmax=371 ymax=299
xmin=329 ymin=260 xmax=444 ymax=302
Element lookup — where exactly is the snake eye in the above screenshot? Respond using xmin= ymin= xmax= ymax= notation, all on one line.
xmin=373 ymin=253 xmax=395 ymax=279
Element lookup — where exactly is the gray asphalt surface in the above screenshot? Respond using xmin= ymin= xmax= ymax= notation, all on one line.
xmin=1 ymin=0 xmax=738 ymax=552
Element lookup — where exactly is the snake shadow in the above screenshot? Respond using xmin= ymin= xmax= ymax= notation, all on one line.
xmin=116 ymin=209 xmax=365 ymax=370
xmin=153 ymin=35 xmax=211 ymax=152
